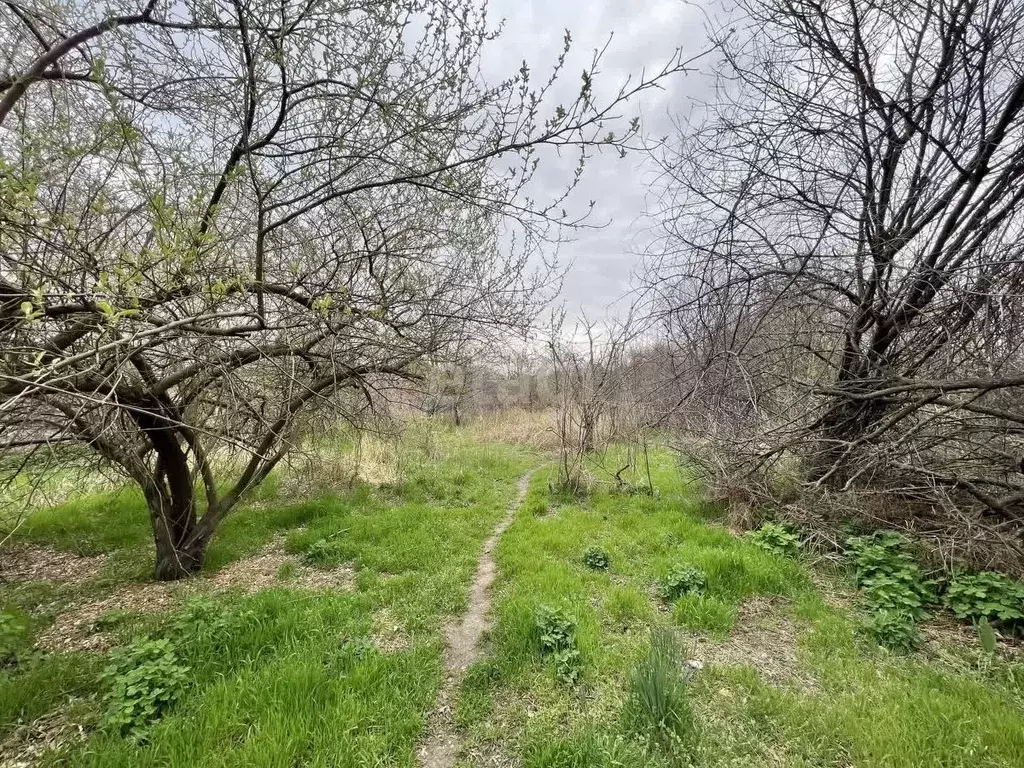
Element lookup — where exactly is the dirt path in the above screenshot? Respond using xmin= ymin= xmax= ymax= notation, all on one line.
xmin=417 ymin=469 xmax=535 ymax=768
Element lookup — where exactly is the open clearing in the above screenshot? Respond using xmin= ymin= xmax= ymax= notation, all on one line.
xmin=2 ymin=425 xmax=1023 ymax=767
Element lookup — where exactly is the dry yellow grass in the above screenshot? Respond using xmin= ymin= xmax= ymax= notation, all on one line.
xmin=280 ymin=417 xmax=454 ymax=491
xmin=466 ymin=408 xmax=559 ymax=451
xmin=282 ymin=434 xmax=403 ymax=491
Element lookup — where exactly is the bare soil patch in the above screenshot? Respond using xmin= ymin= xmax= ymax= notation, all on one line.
xmin=0 ymin=545 xmax=107 ymax=586
xmin=35 ymin=537 xmax=355 ymax=653
xmin=685 ymin=596 xmax=818 ymax=691
xmin=0 ymin=708 xmax=88 ymax=768
xmin=372 ymin=607 xmax=412 ymax=653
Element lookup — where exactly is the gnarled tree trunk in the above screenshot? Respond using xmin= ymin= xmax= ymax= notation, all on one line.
xmin=136 ymin=411 xmax=208 ymax=581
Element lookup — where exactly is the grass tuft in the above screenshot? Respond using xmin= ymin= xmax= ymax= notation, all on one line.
xmin=671 ymin=594 xmax=737 ymax=635
xmin=624 ymin=627 xmax=695 ymax=753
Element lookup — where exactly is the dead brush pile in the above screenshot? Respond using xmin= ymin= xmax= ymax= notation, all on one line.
xmin=691 ymin=443 xmax=1024 ymax=580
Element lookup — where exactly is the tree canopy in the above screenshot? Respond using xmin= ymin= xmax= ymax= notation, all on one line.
xmin=0 ymin=0 xmax=690 ymax=577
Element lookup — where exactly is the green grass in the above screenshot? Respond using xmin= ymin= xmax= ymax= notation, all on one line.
xmin=4 ymin=432 xmax=1024 ymax=767
xmin=13 ymin=488 xmax=151 ymax=555
xmin=671 ymin=594 xmax=737 ymax=635
xmin=1 ymin=425 xmax=536 ymax=766
xmin=456 ymin=448 xmax=1024 ymax=768
xmin=58 ymin=590 xmax=443 ymax=767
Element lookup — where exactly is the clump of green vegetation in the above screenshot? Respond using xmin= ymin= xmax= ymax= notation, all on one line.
xmin=91 ymin=610 xmax=136 ymax=633
xmin=523 ymin=497 xmax=550 ymax=517
xmin=860 ymin=573 xmax=932 ymax=621
xmin=671 ymin=594 xmax=737 ymax=635
xmin=615 ymin=481 xmax=656 ymax=497
xmin=304 ymin=536 xmax=348 ymax=566
xmin=625 ymin=628 xmax=694 ymax=752
xmin=168 ymin=595 xmax=234 ymax=643
xmin=338 ymin=635 xmax=376 ymax=663
xmin=100 ymin=637 xmax=190 ymax=740
xmin=746 ymin=522 xmax=801 ymax=558
xmin=944 ymin=571 xmax=1024 ymax=626
xmin=605 ymin=586 xmax=653 ymax=627
xmin=659 ymin=564 xmax=707 ymax=602
xmin=582 ymin=545 xmax=610 ymax=571
xmin=978 ymin=617 xmax=998 ymax=654
xmin=276 ymin=560 xmax=298 ymax=581
xmin=864 ymin=609 xmax=921 ymax=653
xmin=534 ymin=604 xmax=581 ymax=683
xmin=846 ymin=532 xmax=934 ymax=620
xmin=0 ymin=609 xmax=30 ymax=667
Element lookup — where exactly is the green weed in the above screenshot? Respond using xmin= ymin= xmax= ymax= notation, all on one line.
xmin=978 ymin=617 xmax=998 ymax=655
xmin=846 ymin=532 xmax=935 ymax=620
xmin=100 ymin=637 xmax=190 ymax=740
xmin=746 ymin=521 xmax=801 ymax=558
xmin=945 ymin=571 xmax=1024 ymax=626
xmin=659 ymin=564 xmax=707 ymax=602
xmin=582 ymin=545 xmax=610 ymax=571
xmin=864 ymin=609 xmax=921 ymax=653
xmin=304 ymin=536 xmax=349 ymax=566
xmin=534 ymin=604 xmax=581 ymax=683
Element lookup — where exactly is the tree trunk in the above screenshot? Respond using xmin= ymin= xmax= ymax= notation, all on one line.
xmin=135 ymin=407 xmax=210 ymax=581
xmin=153 ymin=534 xmax=206 ymax=580
xmin=581 ymin=409 xmax=596 ymax=453
xmin=810 ymin=382 xmax=890 ymax=485
xmin=145 ymin=483 xmax=209 ymax=581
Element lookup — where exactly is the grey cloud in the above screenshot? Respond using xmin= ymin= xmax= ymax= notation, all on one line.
xmin=483 ymin=0 xmax=720 ymax=318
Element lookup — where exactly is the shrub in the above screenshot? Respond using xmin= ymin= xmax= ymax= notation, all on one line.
xmin=534 ymin=604 xmax=581 ymax=683
xmin=625 ymin=628 xmax=694 ymax=749
xmin=944 ymin=571 xmax=1024 ymax=625
xmin=101 ymin=637 xmax=190 ymax=740
xmin=865 ymin=609 xmax=921 ymax=653
xmin=582 ymin=546 xmax=610 ymax=571
xmin=659 ymin=565 xmax=707 ymax=602
xmin=746 ymin=522 xmax=801 ymax=558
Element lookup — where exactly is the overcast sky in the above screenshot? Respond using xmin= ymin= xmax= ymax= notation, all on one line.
xmin=484 ymin=0 xmax=723 ymax=319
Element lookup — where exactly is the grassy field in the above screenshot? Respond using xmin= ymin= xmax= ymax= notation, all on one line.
xmin=2 ymin=423 xmax=1023 ymax=767
xmin=457 ymin=454 xmax=1024 ymax=768
xmin=1 ymin=425 xmax=536 ymax=766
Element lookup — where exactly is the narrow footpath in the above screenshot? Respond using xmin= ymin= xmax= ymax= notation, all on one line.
xmin=417 ymin=469 xmax=535 ymax=768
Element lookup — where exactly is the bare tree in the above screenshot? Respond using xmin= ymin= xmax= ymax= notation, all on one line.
xmin=0 ymin=0 xmax=695 ymax=578
xmin=547 ymin=310 xmax=657 ymax=491
xmin=651 ymin=0 xmax=1024 ymax=534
